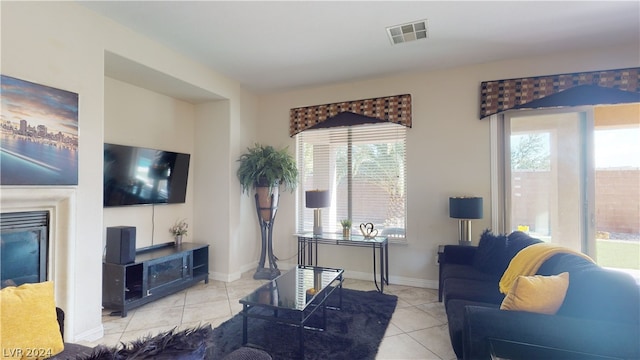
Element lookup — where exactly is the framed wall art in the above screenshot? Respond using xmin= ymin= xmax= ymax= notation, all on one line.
xmin=1 ymin=75 xmax=78 ymax=185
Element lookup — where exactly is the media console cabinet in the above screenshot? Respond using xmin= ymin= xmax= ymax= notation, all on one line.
xmin=102 ymin=242 xmax=209 ymax=317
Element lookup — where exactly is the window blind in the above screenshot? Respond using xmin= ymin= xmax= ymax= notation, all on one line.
xmin=296 ymin=122 xmax=407 ymax=240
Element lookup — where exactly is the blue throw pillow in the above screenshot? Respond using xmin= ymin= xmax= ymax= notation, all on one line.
xmin=472 ymin=230 xmax=508 ymax=275
xmin=505 ymin=231 xmax=542 ymax=258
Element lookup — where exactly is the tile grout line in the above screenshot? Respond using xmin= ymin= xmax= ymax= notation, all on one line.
xmin=86 ymin=274 xmax=453 ymax=359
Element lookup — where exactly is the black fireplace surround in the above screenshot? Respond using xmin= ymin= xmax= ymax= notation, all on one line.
xmin=0 ymin=211 xmax=49 ymax=288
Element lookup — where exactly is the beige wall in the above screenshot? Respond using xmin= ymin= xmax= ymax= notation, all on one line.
xmin=2 ymin=0 xmax=638 ymax=343
xmin=1 ymin=2 xmax=107 ymax=342
xmin=1 ymin=1 xmax=247 ymax=342
xmin=229 ymin=89 xmax=262 ymax=277
xmin=103 ymin=77 xmax=196 ymax=248
xmin=256 ymin=43 xmax=640 ymax=287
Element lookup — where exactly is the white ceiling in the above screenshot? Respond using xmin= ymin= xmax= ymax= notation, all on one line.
xmin=81 ymin=1 xmax=639 ymax=97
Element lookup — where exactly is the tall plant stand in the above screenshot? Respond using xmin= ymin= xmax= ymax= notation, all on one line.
xmin=254 ymin=192 xmax=281 ymax=280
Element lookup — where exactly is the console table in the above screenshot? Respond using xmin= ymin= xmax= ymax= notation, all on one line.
xmin=102 ymin=242 xmax=209 ymax=317
xmin=296 ymin=232 xmax=389 ymax=292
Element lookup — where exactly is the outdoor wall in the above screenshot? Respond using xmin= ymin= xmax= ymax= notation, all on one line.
xmin=511 ymin=170 xmax=640 ymax=235
xmin=256 ymin=42 xmax=640 ymax=287
xmin=595 ymin=103 xmax=640 ymax=234
xmin=596 ymin=169 xmax=640 ymax=234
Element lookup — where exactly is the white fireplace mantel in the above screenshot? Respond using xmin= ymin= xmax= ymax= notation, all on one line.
xmin=1 ymin=186 xmax=77 ymax=339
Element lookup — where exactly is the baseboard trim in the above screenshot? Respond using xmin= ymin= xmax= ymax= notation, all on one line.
xmin=341 ymin=269 xmax=437 ymax=289
xmin=209 ymin=262 xmax=259 ymax=282
xmin=278 ymin=261 xmax=438 ymax=289
xmin=73 ymin=324 xmax=103 ymax=343
xmin=211 ymin=261 xmax=438 ymax=290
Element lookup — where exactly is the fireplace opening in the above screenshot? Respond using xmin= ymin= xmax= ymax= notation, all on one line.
xmin=0 ymin=211 xmax=49 ymax=288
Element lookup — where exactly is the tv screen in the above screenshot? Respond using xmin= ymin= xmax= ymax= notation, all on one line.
xmin=103 ymin=143 xmax=190 ymax=207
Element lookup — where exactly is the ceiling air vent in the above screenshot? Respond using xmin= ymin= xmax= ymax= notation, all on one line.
xmin=386 ymin=19 xmax=428 ymax=45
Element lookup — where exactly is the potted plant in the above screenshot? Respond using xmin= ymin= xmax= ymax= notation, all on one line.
xmin=237 ymin=143 xmax=298 ymax=221
xmin=340 ymin=219 xmax=352 ymax=237
xmin=169 ymin=219 xmax=188 ymax=245
xmin=237 ymin=143 xmax=297 ymax=279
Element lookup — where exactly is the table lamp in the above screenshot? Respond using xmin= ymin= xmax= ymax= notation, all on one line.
xmin=306 ymin=190 xmax=330 ymax=236
xmin=449 ymin=196 xmax=483 ymax=245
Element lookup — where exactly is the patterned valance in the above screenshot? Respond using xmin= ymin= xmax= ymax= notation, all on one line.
xmin=480 ymin=67 xmax=640 ymax=119
xmin=289 ymin=94 xmax=412 ymax=137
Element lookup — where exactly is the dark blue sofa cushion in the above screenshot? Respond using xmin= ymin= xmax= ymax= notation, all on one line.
xmin=472 ymin=230 xmax=508 ymax=275
xmin=558 ymin=267 xmax=640 ymax=323
xmin=470 ymin=230 xmax=542 ymax=277
xmin=444 ymin=277 xmax=505 ymax=305
xmin=534 ymin=252 xmax=639 ymax=323
xmin=441 ymin=264 xmax=500 ymax=283
xmin=536 ymin=252 xmax=597 ymax=276
xmin=504 ymin=231 xmax=542 ymax=262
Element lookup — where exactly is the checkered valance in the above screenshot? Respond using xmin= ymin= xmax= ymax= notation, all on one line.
xmin=289 ymin=94 xmax=412 ymax=137
xmin=480 ymin=67 xmax=640 ymax=119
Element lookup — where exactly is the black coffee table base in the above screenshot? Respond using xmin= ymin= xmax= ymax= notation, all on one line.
xmin=241 ymin=269 xmax=343 ymax=358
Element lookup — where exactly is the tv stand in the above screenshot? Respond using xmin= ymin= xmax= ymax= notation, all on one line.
xmin=102 ymin=242 xmax=209 ymax=317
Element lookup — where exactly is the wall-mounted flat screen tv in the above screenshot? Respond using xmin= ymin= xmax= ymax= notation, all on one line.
xmin=103 ymin=143 xmax=190 ymax=207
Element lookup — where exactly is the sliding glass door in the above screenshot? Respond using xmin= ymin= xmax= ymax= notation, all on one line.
xmin=500 ymin=104 xmax=639 ymax=274
xmin=592 ymin=105 xmax=640 ymax=272
xmin=505 ymin=110 xmax=590 ymax=252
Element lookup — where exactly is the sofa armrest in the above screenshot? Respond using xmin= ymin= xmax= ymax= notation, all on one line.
xmin=442 ymin=245 xmax=477 ymax=265
xmin=487 ymin=338 xmax=626 ymax=360
xmin=462 ymin=306 xmax=640 ymax=360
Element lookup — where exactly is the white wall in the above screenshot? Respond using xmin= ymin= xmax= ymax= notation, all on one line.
xmin=2 ymin=0 xmax=638 ymax=342
xmin=0 ymin=1 xmax=249 ymax=342
xmin=193 ymin=87 xmax=261 ymax=281
xmin=1 ymin=2 xmax=107 ymax=341
xmin=103 ymin=77 xmax=196 ymax=248
xmin=194 ymin=100 xmax=233 ymax=278
xmin=256 ymin=43 xmax=640 ymax=287
xmin=229 ymin=89 xmax=262 ymax=277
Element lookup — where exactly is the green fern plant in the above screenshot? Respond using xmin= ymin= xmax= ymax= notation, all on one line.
xmin=237 ymin=143 xmax=298 ymax=194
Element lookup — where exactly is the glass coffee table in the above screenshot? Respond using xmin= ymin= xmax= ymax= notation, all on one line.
xmin=239 ymin=265 xmax=344 ymax=358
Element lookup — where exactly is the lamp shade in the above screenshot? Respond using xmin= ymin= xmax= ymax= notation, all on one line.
xmin=449 ymin=197 xmax=483 ymax=219
xmin=306 ymin=190 xmax=330 ymax=208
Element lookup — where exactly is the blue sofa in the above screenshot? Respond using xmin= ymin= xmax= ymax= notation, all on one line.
xmin=440 ymin=230 xmax=640 ymax=360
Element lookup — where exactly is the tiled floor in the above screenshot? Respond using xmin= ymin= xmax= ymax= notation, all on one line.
xmin=79 ymin=271 xmax=457 ymax=360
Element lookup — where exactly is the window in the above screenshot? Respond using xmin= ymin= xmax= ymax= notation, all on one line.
xmin=296 ymin=122 xmax=407 ymax=240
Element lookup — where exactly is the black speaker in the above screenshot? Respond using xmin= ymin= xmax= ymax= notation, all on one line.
xmin=106 ymin=226 xmax=136 ymax=264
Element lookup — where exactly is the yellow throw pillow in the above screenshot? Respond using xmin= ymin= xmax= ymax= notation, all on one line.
xmin=0 ymin=282 xmax=64 ymax=360
xmin=500 ymin=272 xmax=569 ymax=315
